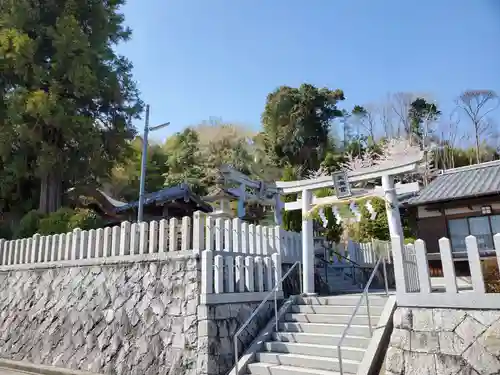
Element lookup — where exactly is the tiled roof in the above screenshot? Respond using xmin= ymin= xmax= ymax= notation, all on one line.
xmin=116 ymin=184 xmax=213 ymax=213
xmin=408 ymin=160 xmax=500 ymax=205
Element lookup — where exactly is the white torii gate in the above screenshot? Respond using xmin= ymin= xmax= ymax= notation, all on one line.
xmin=275 ymin=139 xmax=427 ymax=295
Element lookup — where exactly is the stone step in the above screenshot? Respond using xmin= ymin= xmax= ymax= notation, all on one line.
xmin=263 ymin=341 xmax=366 ymax=361
xmin=279 ymin=322 xmax=372 ymax=337
xmin=246 ymin=363 xmax=349 ymax=375
xmin=291 ymin=304 xmax=385 ymax=316
xmin=297 ymin=295 xmax=388 ymax=307
xmin=273 ymin=332 xmax=370 ymax=348
xmin=285 ymin=313 xmax=380 ymax=325
xmin=255 ymin=352 xmax=359 ymax=373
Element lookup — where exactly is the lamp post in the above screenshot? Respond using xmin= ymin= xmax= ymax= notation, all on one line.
xmin=137 ymin=104 xmax=170 ymax=222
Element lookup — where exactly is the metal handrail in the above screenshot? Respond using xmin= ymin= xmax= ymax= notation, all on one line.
xmin=320 ymin=248 xmax=364 ymax=268
xmin=233 ymin=260 xmax=301 ymax=375
xmin=337 ymin=255 xmax=389 ymax=375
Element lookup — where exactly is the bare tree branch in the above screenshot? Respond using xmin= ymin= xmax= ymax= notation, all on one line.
xmin=455 ymin=89 xmax=499 ymax=163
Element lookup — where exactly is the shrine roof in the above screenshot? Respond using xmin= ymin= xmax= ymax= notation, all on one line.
xmin=407 ymin=160 xmax=500 ymax=206
xmin=116 ymin=184 xmax=213 ymax=213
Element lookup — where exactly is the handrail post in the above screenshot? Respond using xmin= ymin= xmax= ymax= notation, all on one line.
xmin=337 ymin=345 xmax=343 ymax=375
xmin=274 ymin=288 xmax=278 ymax=331
xmin=234 ymin=338 xmax=239 ymax=375
xmin=366 ymin=291 xmax=373 ymax=336
xmin=382 ymin=255 xmax=389 ymax=296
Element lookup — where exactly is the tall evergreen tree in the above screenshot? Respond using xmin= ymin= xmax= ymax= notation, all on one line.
xmin=0 ymin=0 xmax=143 ymax=213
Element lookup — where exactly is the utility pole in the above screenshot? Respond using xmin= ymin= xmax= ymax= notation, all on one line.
xmin=137 ymin=104 xmax=170 ymax=222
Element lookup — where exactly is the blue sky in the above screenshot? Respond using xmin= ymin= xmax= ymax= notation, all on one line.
xmin=116 ymin=0 xmax=500 ymax=142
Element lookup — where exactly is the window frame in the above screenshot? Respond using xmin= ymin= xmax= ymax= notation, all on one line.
xmin=447 ymin=213 xmax=500 ymax=251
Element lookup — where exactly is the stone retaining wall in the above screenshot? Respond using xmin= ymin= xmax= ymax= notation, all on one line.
xmin=386 ymin=307 xmax=500 ymax=375
xmin=0 ymin=253 xmax=278 ymax=375
xmin=197 ymin=301 xmax=275 ymax=375
xmin=0 ymin=253 xmax=199 ymax=375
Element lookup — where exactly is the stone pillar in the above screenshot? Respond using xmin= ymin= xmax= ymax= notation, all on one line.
xmin=301 ymin=189 xmax=315 ymax=295
xmin=382 ymin=174 xmax=404 ymax=240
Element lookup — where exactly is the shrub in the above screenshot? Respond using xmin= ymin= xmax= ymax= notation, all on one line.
xmin=68 ymin=208 xmax=104 ymax=231
xmin=483 ymin=259 xmax=500 ymax=293
xmin=38 ymin=208 xmax=75 ymax=235
xmin=15 ymin=210 xmax=45 ymax=239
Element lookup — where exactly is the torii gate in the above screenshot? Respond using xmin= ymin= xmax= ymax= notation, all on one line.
xmin=275 ymin=139 xmax=428 ymax=295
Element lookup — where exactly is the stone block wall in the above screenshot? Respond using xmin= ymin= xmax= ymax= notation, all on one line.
xmin=197 ymin=300 xmax=275 ymax=375
xmin=386 ymin=307 xmax=500 ymax=375
xmin=0 ymin=253 xmax=199 ymax=375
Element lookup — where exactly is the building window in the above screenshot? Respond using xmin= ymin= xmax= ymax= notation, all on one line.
xmin=448 ymin=214 xmax=500 ymax=252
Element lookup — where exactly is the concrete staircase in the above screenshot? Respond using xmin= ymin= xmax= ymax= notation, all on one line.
xmin=244 ymin=294 xmax=389 ymax=375
xmin=317 ymin=264 xmax=363 ymax=294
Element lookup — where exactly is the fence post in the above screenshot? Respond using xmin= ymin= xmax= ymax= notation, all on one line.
xmin=391 ymin=235 xmax=407 ymax=295
xmin=181 ymin=216 xmax=191 ymax=251
xmin=205 ymin=216 xmax=214 ymax=251
xmin=439 ymin=237 xmax=458 ymax=294
xmin=262 ymin=227 xmax=269 ymax=255
xmin=87 ymin=230 xmax=96 ymax=259
xmin=31 ymin=234 xmax=40 ymax=264
xmin=264 ymin=256 xmax=273 ymax=291
xmin=111 ymin=226 xmax=120 ymax=256
xmin=255 ymin=256 xmax=264 ymax=292
xmin=80 ymin=230 xmax=89 ymax=260
xmin=138 ymin=222 xmax=148 ymax=255
xmin=214 ymin=254 xmax=224 ymax=293
xmin=224 ymin=219 xmax=232 ymax=252
xmin=71 ymin=229 xmax=81 ymax=260
xmin=241 ymin=222 xmax=248 ymax=254
xmin=149 ymin=220 xmax=158 ymax=254
xmin=92 ymin=228 xmax=102 ymax=258
xmin=465 ymin=235 xmax=485 ymax=293
xmin=169 ymin=218 xmax=178 ymax=252
xmin=245 ymin=256 xmax=255 ymax=292
xmin=235 ymin=255 xmax=245 ymax=292
xmin=414 ymin=239 xmax=431 ymax=294
xmin=255 ymin=225 xmax=262 ymax=255
xmin=158 ymin=219 xmax=168 ymax=253
xmin=201 ymin=250 xmax=213 ymax=295
xmin=192 ymin=211 xmax=205 ymax=255
xmin=248 ymin=224 xmax=255 ymax=255
xmin=57 ymin=234 xmax=65 ymax=261
xmin=120 ymin=221 xmax=131 ymax=256
xmin=232 ymin=218 xmax=241 ymax=253
xmin=214 ymin=218 xmax=223 ymax=251
xmin=26 ymin=238 xmax=33 ymax=264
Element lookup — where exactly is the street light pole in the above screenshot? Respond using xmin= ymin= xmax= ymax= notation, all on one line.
xmin=137 ymin=104 xmax=170 ymax=222
xmin=138 ymin=105 xmax=150 ymax=223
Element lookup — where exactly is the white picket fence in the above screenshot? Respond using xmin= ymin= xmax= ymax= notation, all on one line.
xmin=321 ymin=240 xmax=391 ymax=267
xmin=200 ymin=250 xmax=282 ymax=304
xmin=0 ymin=211 xmax=302 ymax=266
xmin=392 ymin=234 xmax=500 ymax=309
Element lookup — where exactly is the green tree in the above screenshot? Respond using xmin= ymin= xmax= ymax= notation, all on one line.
xmin=163 ymin=128 xmax=206 ymax=195
xmin=0 ymin=0 xmax=143 ymax=214
xmin=358 ymin=198 xmax=390 ymax=241
xmin=261 ymin=84 xmax=345 ymax=171
xmin=408 ymin=98 xmax=440 ymax=143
